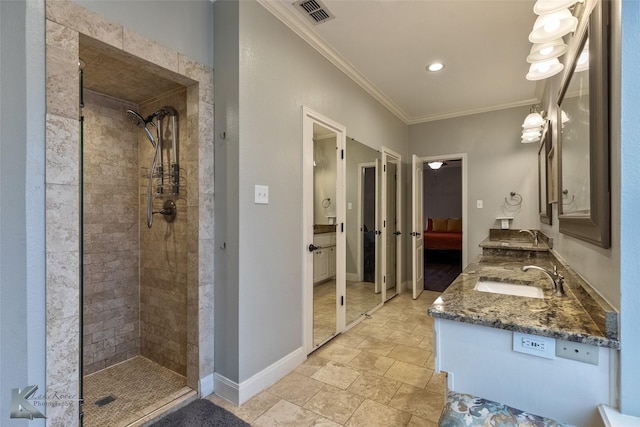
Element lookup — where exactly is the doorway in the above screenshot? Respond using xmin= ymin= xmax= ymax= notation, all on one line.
xmin=421 ymin=154 xmax=467 ymax=292
xmin=302 ymin=107 xmax=346 ymax=354
xmin=381 ymin=148 xmax=402 ymax=302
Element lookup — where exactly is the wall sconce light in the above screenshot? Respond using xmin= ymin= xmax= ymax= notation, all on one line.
xmin=527 ymin=39 xmax=568 ymax=62
xmin=529 ymin=9 xmax=578 ymax=44
xmin=534 ymin=0 xmax=583 ymax=15
xmin=521 ymin=106 xmax=546 ymax=144
xmin=427 ymin=161 xmax=445 ymax=170
xmin=526 ymin=57 xmax=564 ymax=81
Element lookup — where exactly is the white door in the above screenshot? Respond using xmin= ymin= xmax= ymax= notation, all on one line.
xmin=302 ymin=107 xmax=346 ymax=354
xmin=381 ymin=148 xmax=402 ymax=301
xmin=411 ymin=155 xmax=424 ymax=299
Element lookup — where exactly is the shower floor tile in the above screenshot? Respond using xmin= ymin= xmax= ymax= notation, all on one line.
xmin=83 ymin=356 xmax=188 ymax=427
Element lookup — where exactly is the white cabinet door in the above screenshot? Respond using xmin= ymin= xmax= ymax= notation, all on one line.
xmin=313 ymin=249 xmax=330 ymax=283
xmin=328 ymin=247 xmax=336 ymax=278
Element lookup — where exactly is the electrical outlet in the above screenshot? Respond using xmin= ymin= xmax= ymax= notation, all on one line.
xmin=556 ymin=339 xmax=599 ymax=365
xmin=513 ymin=332 xmax=555 ymax=359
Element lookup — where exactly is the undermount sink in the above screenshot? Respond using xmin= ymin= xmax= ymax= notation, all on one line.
xmin=474 ymin=278 xmax=544 ymax=299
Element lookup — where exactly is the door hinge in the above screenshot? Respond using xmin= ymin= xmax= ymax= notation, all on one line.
xmin=383 ymin=276 xmax=386 ymax=283
xmin=341 ymin=149 xmax=344 ymax=159
xmin=341 ymin=296 xmax=344 ymax=306
xmin=341 ymin=223 xmax=344 ymax=232
xmin=384 ymin=164 xmax=386 ymax=172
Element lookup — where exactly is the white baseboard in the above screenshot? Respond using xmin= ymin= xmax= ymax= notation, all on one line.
xmin=214 ymin=346 xmax=306 ymax=405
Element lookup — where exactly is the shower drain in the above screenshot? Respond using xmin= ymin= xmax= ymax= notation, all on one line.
xmin=94 ymin=395 xmax=116 ymax=407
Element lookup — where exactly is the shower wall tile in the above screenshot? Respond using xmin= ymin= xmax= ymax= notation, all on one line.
xmin=46 ymin=1 xmax=123 ymax=50
xmin=46 ymin=314 xmax=80 ymax=427
xmin=46 ymin=184 xmax=80 ymax=254
xmin=46 ymin=21 xmax=79 ymax=120
xmin=46 ymin=19 xmax=78 ymax=54
xmin=46 ymin=114 xmax=79 ymax=185
xmin=179 ymin=55 xmax=214 ymax=105
xmin=46 ymin=252 xmax=81 ymax=321
xmin=198 ymin=280 xmax=215 ymax=376
xmin=83 ymin=91 xmax=140 ymax=374
xmin=139 ymin=90 xmax=190 ymax=377
xmin=123 ymin=28 xmax=179 ymax=75
xmin=199 ymin=142 xmax=215 ymax=195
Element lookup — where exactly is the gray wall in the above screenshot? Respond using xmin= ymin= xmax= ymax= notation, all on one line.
xmin=423 ymin=166 xmax=462 ymax=221
xmin=0 ymin=1 xmax=46 ymax=425
xmin=73 ymin=0 xmax=214 ymax=68
xmin=213 ymin=0 xmax=240 ymax=384
xmin=213 ymin=0 xmax=407 ymax=386
xmin=409 ymin=106 xmax=539 ymax=262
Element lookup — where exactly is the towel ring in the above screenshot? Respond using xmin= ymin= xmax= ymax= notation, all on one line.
xmin=562 ymin=189 xmax=575 ymax=205
xmin=321 ymin=198 xmax=331 ymax=208
xmin=504 ymin=191 xmax=522 ymax=207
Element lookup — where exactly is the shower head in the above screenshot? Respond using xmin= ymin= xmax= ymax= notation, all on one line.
xmin=126 ymin=109 xmax=157 ymax=147
xmin=126 ymin=109 xmax=146 ymax=128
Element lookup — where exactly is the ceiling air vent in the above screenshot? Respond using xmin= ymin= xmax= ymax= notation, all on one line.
xmin=294 ymin=0 xmax=335 ymax=25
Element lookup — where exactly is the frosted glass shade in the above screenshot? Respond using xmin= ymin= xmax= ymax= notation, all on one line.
xmin=527 ymin=39 xmax=569 ymax=62
xmin=529 ymin=9 xmax=578 ymax=44
xmin=522 ymin=112 xmax=545 ymax=129
xmin=534 ymin=0 xmax=582 ymax=15
xmin=526 ymin=58 xmax=564 ymax=81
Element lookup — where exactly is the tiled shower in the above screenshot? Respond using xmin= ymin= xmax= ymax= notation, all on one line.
xmin=81 ymin=75 xmax=193 ymax=425
xmin=45 ymin=2 xmax=214 ymax=424
xmin=82 ymin=87 xmax=191 ymax=376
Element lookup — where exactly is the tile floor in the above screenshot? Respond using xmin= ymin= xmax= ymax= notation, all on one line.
xmin=207 ymin=290 xmax=446 ymax=426
xmin=83 ymin=356 xmax=192 ymax=427
xmin=314 ymin=280 xmax=382 ymax=346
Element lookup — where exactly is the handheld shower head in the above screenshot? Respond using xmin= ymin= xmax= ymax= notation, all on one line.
xmin=126 ymin=109 xmax=146 ymax=128
xmin=126 ymin=109 xmax=157 ymax=148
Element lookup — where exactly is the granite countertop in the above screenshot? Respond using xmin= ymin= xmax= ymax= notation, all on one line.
xmin=314 ymin=224 xmax=337 ymax=234
xmin=428 ymin=253 xmax=620 ymax=349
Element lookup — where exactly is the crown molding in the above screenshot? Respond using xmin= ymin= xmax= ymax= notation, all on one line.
xmin=407 ymin=98 xmax=541 ymax=125
xmin=257 ymin=0 xmax=540 ymax=126
xmin=257 ymin=0 xmax=411 ymax=124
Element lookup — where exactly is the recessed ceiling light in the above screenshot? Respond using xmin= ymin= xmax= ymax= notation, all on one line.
xmin=427 ymin=62 xmax=444 ymax=72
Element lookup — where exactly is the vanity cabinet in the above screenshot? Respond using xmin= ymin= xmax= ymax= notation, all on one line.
xmin=313 ymin=233 xmax=336 ymax=284
xmin=434 ymin=319 xmax=615 ymax=427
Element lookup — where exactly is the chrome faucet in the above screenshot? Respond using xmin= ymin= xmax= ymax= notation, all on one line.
xmin=521 ymin=265 xmax=566 ymax=297
xmin=519 ymin=229 xmax=539 ymax=246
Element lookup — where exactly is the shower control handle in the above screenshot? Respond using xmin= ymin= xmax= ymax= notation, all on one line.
xmin=153 ymin=200 xmax=177 ymax=223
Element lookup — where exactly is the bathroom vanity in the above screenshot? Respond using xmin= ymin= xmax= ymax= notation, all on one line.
xmin=428 ymin=230 xmax=619 ymax=427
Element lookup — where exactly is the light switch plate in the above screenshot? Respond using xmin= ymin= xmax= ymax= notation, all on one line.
xmin=255 ymin=185 xmax=269 ymax=204
xmin=476 ymin=200 xmax=483 ymax=209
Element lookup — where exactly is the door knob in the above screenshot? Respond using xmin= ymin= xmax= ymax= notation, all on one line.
xmin=308 ymin=244 xmax=319 ymax=252
xmin=393 ymin=231 xmax=402 ymax=236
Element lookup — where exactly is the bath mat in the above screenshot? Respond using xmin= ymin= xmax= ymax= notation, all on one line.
xmin=148 ymin=399 xmax=251 ymax=427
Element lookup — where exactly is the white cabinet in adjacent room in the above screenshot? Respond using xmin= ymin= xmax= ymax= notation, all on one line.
xmin=313 ymin=232 xmax=336 ymax=284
